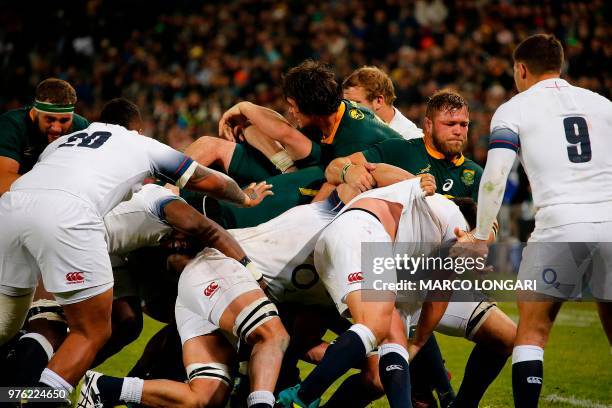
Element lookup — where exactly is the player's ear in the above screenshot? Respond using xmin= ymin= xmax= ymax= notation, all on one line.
xmin=374 ymin=95 xmax=385 ymax=111
xmin=519 ymin=63 xmax=528 ymax=80
xmin=423 ymin=116 xmax=433 ymax=134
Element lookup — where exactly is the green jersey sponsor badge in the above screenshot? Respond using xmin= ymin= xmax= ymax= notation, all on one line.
xmin=348 ymin=108 xmax=365 ymax=120
xmin=461 ymin=169 xmax=475 ymax=186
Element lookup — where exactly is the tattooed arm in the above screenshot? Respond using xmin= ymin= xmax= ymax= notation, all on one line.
xmin=184 ymin=164 xmax=272 ymax=207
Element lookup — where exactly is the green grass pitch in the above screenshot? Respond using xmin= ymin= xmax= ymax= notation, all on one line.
xmin=95 ymin=302 xmax=612 ymax=407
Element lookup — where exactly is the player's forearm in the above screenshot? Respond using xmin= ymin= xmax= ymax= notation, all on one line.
xmin=370 ymin=163 xmax=415 ymax=187
xmin=239 ymin=102 xmax=295 ymax=142
xmin=186 ymin=165 xmax=248 ymax=207
xmin=412 ymin=301 xmax=448 ymax=349
xmin=474 ymin=149 xmax=516 ymax=240
xmin=195 ymin=218 xmax=247 ymax=261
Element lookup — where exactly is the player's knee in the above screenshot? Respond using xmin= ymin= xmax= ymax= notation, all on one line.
xmin=186 ymin=364 xmax=232 ymax=408
xmin=234 ymin=298 xmax=287 ymax=349
xmin=183 ymin=391 xmax=224 ymax=408
xmin=249 ymin=318 xmax=290 ymax=352
xmin=188 ymin=136 xmax=230 ymax=164
xmin=366 ymin=320 xmax=391 ymax=345
xmin=249 ymin=320 xmax=289 ymax=350
xmin=185 ymin=386 xmax=228 ymax=408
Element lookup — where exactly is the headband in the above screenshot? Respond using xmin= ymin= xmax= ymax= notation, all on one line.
xmin=33 ymin=99 xmax=74 ymax=114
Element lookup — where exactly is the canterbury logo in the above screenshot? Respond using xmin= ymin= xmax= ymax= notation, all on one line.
xmin=527 ymin=376 xmax=542 ymax=384
xmin=386 ymin=365 xmax=403 ymax=371
xmin=204 ymin=282 xmax=219 ymax=297
xmin=65 ymin=272 xmax=84 ymax=284
xmin=347 ymin=272 xmax=363 ymax=283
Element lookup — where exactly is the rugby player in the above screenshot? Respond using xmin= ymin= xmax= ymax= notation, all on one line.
xmin=78 ymin=182 xmax=288 ymax=408
xmin=0 ymin=79 xmax=90 ymax=384
xmin=453 ymin=34 xmax=612 ymax=407
xmin=343 ymin=66 xmax=423 ymax=140
xmin=0 ymin=98 xmax=270 ymax=401
xmin=181 ymin=60 xmax=403 ymax=227
xmin=0 ymin=78 xmax=89 ymax=195
xmin=278 ymin=177 xmax=469 ymax=408
xmin=326 ymin=90 xmax=515 ymax=407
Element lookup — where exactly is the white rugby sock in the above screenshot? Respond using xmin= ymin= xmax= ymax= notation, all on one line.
xmin=247 ymin=390 xmax=275 ymax=407
xmin=119 ymin=376 xmax=144 ymax=403
xmin=39 ymin=368 xmax=73 ymax=394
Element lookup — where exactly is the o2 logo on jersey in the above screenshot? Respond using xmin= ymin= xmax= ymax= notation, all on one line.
xmin=58 ymin=131 xmax=111 ymax=149
xmin=291 ymin=264 xmax=319 ymax=290
xmin=442 ymin=179 xmax=454 ymax=192
xmin=204 ymin=282 xmax=219 ymax=297
xmin=65 ymin=272 xmax=84 ymax=284
xmin=347 ymin=272 xmax=364 ymax=284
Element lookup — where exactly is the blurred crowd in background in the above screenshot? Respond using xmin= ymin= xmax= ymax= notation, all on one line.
xmin=1 ymin=0 xmax=610 ymax=241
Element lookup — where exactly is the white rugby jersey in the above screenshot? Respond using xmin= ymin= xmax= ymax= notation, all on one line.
xmin=228 ymin=197 xmax=342 ymax=305
xmin=104 ymin=184 xmax=183 ymax=255
xmin=11 ymin=123 xmax=197 ymax=217
xmin=489 ymin=78 xmax=612 ymax=228
xmin=338 ymin=178 xmax=468 ymax=246
xmin=389 ymin=107 xmax=424 ymax=140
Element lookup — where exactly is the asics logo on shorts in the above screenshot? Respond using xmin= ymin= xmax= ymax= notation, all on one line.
xmin=385 ymin=365 xmax=403 ymax=372
xmin=347 ymin=272 xmax=363 ymax=284
xmin=65 ymin=272 xmax=84 ymax=284
xmin=204 ymin=282 xmax=219 ymax=297
xmin=527 ymin=376 xmax=542 ymax=384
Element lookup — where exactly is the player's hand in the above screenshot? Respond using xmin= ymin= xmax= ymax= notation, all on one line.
xmin=242 ymin=181 xmax=274 ymax=207
xmin=218 ymin=103 xmax=247 ymax=142
xmin=418 ymin=173 xmax=436 ymax=196
xmin=345 ymin=164 xmax=377 ymax=192
xmin=449 ymin=228 xmax=490 ymax=267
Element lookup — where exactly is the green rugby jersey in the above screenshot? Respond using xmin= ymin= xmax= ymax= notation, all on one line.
xmin=213 ymin=166 xmax=326 ymax=228
xmin=363 ymin=137 xmax=483 ymax=201
xmin=0 ymin=107 xmax=89 ymax=173
xmin=303 ymin=99 xmax=403 ymax=167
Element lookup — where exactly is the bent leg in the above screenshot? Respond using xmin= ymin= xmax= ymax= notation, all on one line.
xmin=139 ymin=332 xmax=234 ymax=408
xmin=45 ymin=287 xmax=113 ymax=387
xmin=455 ymin=305 xmax=516 ymax=407
xmin=93 ymin=296 xmax=143 ymax=366
xmin=185 ymin=135 xmax=236 ymax=172
xmin=0 ymin=290 xmax=33 ymax=346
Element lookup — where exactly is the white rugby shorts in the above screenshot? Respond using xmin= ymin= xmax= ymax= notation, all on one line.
xmin=314 ymin=209 xmax=394 ymax=316
xmin=518 ymin=221 xmax=612 ymax=300
xmin=175 ymin=248 xmax=261 ymax=345
xmin=0 ymin=190 xmax=113 ymax=304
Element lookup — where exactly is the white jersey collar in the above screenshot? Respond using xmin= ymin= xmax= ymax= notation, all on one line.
xmin=531 ymin=78 xmax=570 ymax=91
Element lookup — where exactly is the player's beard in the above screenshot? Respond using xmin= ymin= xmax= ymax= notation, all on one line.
xmin=431 ymin=129 xmax=467 ymax=158
xmin=33 ymin=116 xmax=61 ymax=143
